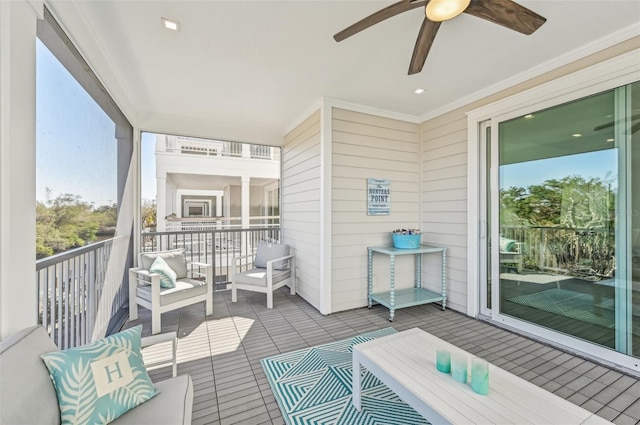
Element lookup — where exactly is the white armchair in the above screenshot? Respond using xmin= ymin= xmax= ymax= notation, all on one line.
xmin=129 ymin=249 xmax=213 ymax=334
xmin=500 ymin=236 xmax=524 ymax=273
xmin=231 ymin=242 xmax=296 ymax=309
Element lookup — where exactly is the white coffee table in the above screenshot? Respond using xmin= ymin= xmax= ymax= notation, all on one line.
xmin=352 ymin=328 xmax=612 ymax=425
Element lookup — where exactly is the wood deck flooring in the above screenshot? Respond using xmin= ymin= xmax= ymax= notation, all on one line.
xmin=123 ymin=288 xmax=640 ymax=425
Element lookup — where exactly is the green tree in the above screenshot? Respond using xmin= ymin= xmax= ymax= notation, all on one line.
xmin=141 ymin=199 xmax=157 ymax=230
xmin=499 ymin=175 xmax=615 ymax=277
xmin=36 ymin=193 xmax=118 ymax=259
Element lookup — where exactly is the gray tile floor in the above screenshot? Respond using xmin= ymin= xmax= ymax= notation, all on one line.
xmin=124 ymin=288 xmax=640 ymax=425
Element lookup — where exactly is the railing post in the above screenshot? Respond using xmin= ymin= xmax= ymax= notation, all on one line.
xmin=88 ymin=248 xmax=96 ymax=342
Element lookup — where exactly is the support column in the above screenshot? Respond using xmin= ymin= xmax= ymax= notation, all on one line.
xmin=241 ymin=143 xmax=251 ymax=159
xmin=216 ymin=195 xmax=222 ymax=217
xmin=224 ymin=185 xmax=231 ymax=225
xmin=241 ymin=176 xmax=250 ymax=229
xmin=156 ymin=177 xmax=167 ymax=231
xmin=0 ymin=0 xmax=43 ymax=339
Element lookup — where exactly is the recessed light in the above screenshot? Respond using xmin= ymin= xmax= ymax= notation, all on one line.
xmin=524 ymin=114 xmax=534 ymax=119
xmin=572 ymin=133 xmax=582 ymax=138
xmin=606 ymin=138 xmax=614 ymax=142
xmin=414 ymin=88 xmax=425 ymax=94
xmin=162 ymin=18 xmax=180 ymax=31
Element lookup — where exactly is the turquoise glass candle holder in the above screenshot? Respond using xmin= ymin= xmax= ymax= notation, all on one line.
xmin=451 ymin=353 xmax=467 ymax=383
xmin=471 ymin=357 xmax=489 ymax=395
xmin=436 ymin=349 xmax=451 ymax=373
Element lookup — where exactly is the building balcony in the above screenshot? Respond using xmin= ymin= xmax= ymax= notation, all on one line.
xmin=160 ymin=136 xmax=280 ymax=162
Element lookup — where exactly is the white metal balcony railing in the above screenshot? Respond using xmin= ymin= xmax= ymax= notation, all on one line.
xmin=500 ymin=225 xmax=615 ymax=279
xmin=141 ymin=227 xmax=281 ymax=290
xmin=36 ymin=227 xmax=280 ymax=349
xmin=165 ymin=215 xmax=280 ymax=232
xmin=36 ymin=236 xmax=129 ymax=349
xmin=165 ymin=138 xmax=279 ymax=161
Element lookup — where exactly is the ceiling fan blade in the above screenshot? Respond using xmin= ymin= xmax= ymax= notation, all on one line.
xmin=408 ymin=18 xmax=441 ymax=75
xmin=334 ymin=0 xmax=427 ymax=42
xmin=593 ymin=113 xmax=640 ymax=131
xmin=464 ymin=0 xmax=546 ymax=35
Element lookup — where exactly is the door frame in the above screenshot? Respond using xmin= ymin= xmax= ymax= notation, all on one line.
xmin=467 ymin=50 xmax=640 ymax=372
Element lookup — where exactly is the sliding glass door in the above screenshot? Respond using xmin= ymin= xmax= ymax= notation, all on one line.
xmin=488 ymin=81 xmax=639 ymax=356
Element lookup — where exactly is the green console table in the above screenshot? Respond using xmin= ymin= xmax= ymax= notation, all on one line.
xmin=367 ymin=244 xmax=447 ymax=321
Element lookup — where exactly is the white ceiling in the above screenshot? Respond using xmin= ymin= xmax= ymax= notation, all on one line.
xmin=46 ymin=1 xmax=640 ymax=145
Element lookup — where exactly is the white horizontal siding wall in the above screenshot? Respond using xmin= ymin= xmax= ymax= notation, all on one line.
xmin=331 ymin=108 xmax=420 ymax=312
xmin=420 ymin=114 xmax=468 ymax=314
xmin=282 ymin=110 xmax=322 ymax=310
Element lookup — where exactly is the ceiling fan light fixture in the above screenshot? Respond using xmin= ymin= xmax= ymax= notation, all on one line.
xmin=425 ymin=0 xmax=471 ymax=22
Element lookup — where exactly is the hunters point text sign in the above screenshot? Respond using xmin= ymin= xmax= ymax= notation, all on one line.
xmin=367 ymin=178 xmax=390 ymax=216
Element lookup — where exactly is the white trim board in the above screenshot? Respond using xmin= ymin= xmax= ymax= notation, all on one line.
xmin=319 ymin=101 xmax=332 ymax=315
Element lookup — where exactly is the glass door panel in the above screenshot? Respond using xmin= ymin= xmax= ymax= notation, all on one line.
xmin=630 ymin=82 xmax=640 ymax=356
xmin=498 ymin=90 xmax=619 ymax=348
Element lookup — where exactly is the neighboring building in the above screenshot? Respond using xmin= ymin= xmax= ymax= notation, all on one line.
xmin=154 ymin=134 xmax=280 ymax=232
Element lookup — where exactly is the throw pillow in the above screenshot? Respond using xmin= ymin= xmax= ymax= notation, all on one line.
xmin=139 ymin=249 xmax=188 ymax=279
xmin=40 ymin=325 xmax=157 ymax=425
xmin=150 ymin=255 xmax=177 ymax=288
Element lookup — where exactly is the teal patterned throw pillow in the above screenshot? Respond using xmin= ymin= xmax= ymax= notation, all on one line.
xmin=149 ymin=255 xmax=177 ymax=288
xmin=40 ymin=325 xmax=158 ymax=425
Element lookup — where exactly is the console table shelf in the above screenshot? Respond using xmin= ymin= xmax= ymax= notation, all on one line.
xmin=367 ymin=244 xmax=447 ymax=321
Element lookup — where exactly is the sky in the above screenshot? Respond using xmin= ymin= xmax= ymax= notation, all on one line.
xmin=36 ymin=39 xmax=117 ymax=206
xmin=500 ymin=149 xmax=617 ymax=191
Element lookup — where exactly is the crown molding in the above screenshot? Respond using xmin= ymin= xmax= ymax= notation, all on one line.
xmin=419 ymin=22 xmax=640 ymax=123
xmin=323 ymin=97 xmax=421 ymax=124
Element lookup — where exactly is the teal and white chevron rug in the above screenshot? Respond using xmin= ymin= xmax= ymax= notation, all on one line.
xmin=260 ymin=328 xmax=430 ymax=425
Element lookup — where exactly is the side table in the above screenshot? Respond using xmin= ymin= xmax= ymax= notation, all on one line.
xmin=367 ymin=245 xmax=447 ymax=321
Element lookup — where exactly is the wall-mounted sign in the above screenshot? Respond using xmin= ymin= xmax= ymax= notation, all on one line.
xmin=367 ymin=178 xmax=390 ymax=216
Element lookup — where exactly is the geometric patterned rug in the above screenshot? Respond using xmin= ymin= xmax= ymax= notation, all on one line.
xmin=260 ymin=328 xmax=430 ymax=425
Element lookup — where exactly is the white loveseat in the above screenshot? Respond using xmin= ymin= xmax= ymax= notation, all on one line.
xmin=0 ymin=326 xmax=193 ymax=425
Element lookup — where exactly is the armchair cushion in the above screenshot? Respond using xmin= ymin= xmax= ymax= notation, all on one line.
xmin=136 ymin=278 xmax=208 ymax=306
xmin=234 ymin=268 xmax=291 ymax=288
xmin=140 ymin=249 xmax=188 ymax=279
xmin=254 ymin=243 xmax=290 ymax=269
xmin=40 ymin=325 xmax=157 ymax=425
xmin=150 ymin=256 xmax=177 ymax=289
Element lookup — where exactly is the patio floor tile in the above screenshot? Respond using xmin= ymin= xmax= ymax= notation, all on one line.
xmin=124 ymin=288 xmax=639 ymax=424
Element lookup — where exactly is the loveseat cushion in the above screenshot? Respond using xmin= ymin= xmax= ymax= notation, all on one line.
xmin=136 ymin=278 xmax=208 ymax=306
xmin=139 ymin=249 xmax=188 ymax=279
xmin=0 ymin=326 xmax=61 ymax=425
xmin=111 ymin=374 xmax=193 ymax=425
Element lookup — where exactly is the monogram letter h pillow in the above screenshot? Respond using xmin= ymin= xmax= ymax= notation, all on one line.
xmin=41 ymin=325 xmax=157 ymax=425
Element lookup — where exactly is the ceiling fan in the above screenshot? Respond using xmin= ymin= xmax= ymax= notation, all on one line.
xmin=334 ymin=0 xmax=546 ymax=75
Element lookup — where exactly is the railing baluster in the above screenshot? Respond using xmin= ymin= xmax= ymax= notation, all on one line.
xmin=40 ymin=269 xmax=47 ymax=330
xmin=49 ymin=266 xmax=55 ymax=344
